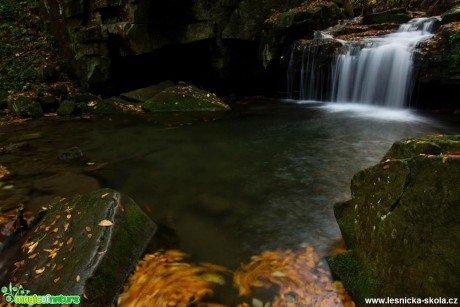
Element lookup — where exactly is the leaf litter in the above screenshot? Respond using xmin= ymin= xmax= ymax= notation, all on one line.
xmin=119 ymin=245 xmax=354 ymax=307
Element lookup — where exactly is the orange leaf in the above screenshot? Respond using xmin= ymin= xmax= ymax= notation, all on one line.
xmin=98 ymin=220 xmax=113 ymax=227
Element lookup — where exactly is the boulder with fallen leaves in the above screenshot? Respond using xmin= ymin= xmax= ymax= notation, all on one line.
xmin=4 ymin=188 xmax=156 ymax=306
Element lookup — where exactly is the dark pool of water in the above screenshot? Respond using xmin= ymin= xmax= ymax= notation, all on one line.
xmin=1 ymin=102 xmax=459 ymax=271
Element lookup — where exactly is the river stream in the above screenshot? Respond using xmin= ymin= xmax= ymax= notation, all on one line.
xmin=1 ymin=102 xmax=458 ymax=273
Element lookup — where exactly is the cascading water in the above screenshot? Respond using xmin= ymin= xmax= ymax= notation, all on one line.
xmin=287 ymin=17 xmax=440 ymax=108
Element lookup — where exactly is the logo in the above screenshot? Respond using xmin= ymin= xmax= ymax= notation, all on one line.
xmin=2 ymin=282 xmax=80 ymax=305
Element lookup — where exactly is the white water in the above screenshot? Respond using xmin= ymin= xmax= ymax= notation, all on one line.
xmin=288 ymin=17 xmax=440 ymax=108
xmin=332 ymin=17 xmax=439 ymax=107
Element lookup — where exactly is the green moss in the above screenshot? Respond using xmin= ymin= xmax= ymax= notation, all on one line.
xmin=143 ymin=85 xmax=230 ymax=112
xmin=0 ymin=0 xmax=20 ymax=21
xmin=7 ymin=96 xmax=43 ymax=118
xmin=363 ymin=8 xmax=411 ymax=25
xmin=0 ymin=0 xmax=64 ymax=91
xmin=57 ymin=100 xmax=76 ymax=116
xmin=328 ymin=251 xmax=381 ymax=305
xmin=382 ymin=135 xmax=460 ymax=161
xmin=448 ymin=29 xmax=460 ymax=72
xmin=334 ymin=201 xmax=356 ymax=249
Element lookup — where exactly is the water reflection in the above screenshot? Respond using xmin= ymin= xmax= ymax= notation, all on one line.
xmin=1 ymin=103 xmax=458 ymax=270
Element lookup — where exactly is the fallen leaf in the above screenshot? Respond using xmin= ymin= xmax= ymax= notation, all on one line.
xmin=98 ymin=220 xmax=113 ymax=226
xmin=88 ymin=234 xmax=93 ymax=239
xmin=54 ymin=277 xmax=60 ymax=283
xmin=383 ymin=164 xmax=391 ymax=170
xmin=86 ymin=226 xmax=91 ymax=232
xmin=66 ymin=237 xmax=73 ymax=245
xmin=27 ymin=242 xmax=38 ymax=254
xmin=76 ymin=275 xmax=80 ymax=282
xmin=35 ymin=267 xmax=45 ymax=274
xmin=101 ymin=193 xmax=109 ymax=199
xmin=64 ymin=223 xmax=69 ymax=231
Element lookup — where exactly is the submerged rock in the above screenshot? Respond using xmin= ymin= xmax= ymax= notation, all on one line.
xmin=6 ymin=189 xmax=156 ymax=306
xmin=143 ymin=84 xmax=231 ymax=112
xmin=329 ymin=135 xmax=460 ymax=304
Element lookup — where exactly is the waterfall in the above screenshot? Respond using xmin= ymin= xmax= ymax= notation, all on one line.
xmin=287 ymin=17 xmax=440 ymax=108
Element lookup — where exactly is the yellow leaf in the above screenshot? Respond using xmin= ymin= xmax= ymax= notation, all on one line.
xmin=101 ymin=193 xmax=109 ymax=199
xmin=98 ymin=220 xmax=113 ymax=226
xmin=35 ymin=267 xmax=45 ymax=274
xmin=27 ymin=242 xmax=38 ymax=254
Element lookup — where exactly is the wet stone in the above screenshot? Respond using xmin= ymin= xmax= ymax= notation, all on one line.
xmin=58 ymin=147 xmax=84 ymax=163
xmin=6 ymin=189 xmax=157 ymax=306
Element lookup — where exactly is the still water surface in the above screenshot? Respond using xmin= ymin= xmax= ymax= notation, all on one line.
xmin=1 ymin=102 xmax=459 ymax=270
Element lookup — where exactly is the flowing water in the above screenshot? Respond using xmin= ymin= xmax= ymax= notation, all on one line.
xmin=1 ymin=103 xmax=458 ymax=269
xmin=1 ymin=102 xmax=459 ymax=304
xmin=288 ymin=17 xmax=440 ymax=106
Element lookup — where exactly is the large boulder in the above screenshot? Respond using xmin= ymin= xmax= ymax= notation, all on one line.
xmin=143 ymin=84 xmax=231 ymax=112
xmin=5 ymin=189 xmax=156 ymax=306
xmin=120 ymin=81 xmax=175 ymax=103
xmin=329 ymin=135 xmax=460 ymax=305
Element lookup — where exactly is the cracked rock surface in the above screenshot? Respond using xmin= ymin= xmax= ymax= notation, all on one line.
xmin=329 ymin=135 xmax=460 ymax=305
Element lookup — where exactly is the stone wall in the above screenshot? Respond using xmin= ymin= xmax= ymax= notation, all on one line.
xmin=38 ymin=0 xmax=350 ymax=94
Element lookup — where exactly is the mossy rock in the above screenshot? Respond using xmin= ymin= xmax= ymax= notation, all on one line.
xmin=7 ymin=189 xmax=157 ymax=306
xmin=57 ymin=100 xmax=76 ymax=116
xmin=266 ymin=1 xmax=343 ymax=30
xmin=362 ymin=8 xmax=411 ymax=25
xmin=441 ymin=5 xmax=460 ymax=24
xmin=328 ymin=251 xmax=380 ymax=305
xmin=73 ymin=93 xmax=101 ymax=104
xmin=91 ymin=99 xmax=125 ymax=115
xmin=120 ymin=80 xmax=175 ymax=103
xmin=331 ymin=135 xmax=460 ymax=303
xmin=7 ymin=96 xmax=43 ymax=118
xmin=74 ymin=98 xmax=131 ymax=115
xmin=143 ymin=84 xmax=231 ymax=112
xmin=382 ymin=135 xmax=460 ymax=161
